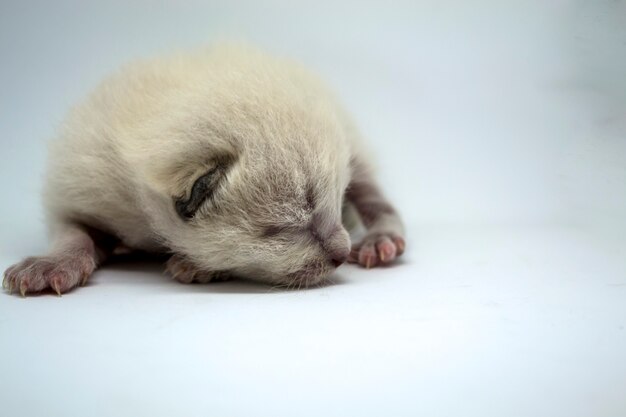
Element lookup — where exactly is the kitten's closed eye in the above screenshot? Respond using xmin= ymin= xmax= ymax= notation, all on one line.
xmin=174 ymin=155 xmax=235 ymax=220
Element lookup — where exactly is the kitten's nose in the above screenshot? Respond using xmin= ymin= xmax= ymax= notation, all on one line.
xmin=309 ymin=214 xmax=350 ymax=268
xmin=327 ymin=239 xmax=350 ymax=268
xmin=328 ymin=246 xmax=349 ymax=268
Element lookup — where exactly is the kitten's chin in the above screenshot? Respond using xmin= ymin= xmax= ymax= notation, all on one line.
xmin=279 ymin=262 xmax=336 ymax=289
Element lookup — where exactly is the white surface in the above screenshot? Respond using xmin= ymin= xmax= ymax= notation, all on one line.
xmin=2 ymin=226 xmax=626 ymax=417
xmin=1 ymin=1 xmax=625 ymax=416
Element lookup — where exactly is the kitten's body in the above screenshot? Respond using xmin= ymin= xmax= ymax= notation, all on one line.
xmin=4 ymin=44 xmax=405 ymax=296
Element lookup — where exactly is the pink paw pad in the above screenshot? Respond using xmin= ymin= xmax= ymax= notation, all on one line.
xmin=2 ymin=253 xmax=95 ymax=297
xmin=348 ymin=234 xmax=405 ymax=268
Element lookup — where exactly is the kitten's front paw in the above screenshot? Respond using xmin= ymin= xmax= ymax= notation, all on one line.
xmin=165 ymin=254 xmax=231 ymax=284
xmin=348 ymin=232 xmax=405 ymax=268
xmin=3 ymin=253 xmax=95 ymax=296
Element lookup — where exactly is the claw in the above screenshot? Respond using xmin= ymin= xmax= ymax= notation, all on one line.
xmin=395 ymin=238 xmax=405 ymax=254
xmin=19 ymin=281 xmax=27 ymax=297
xmin=365 ymin=257 xmax=371 ymax=269
xmin=51 ymin=280 xmax=62 ymax=297
xmin=80 ymin=273 xmax=89 ymax=287
xmin=380 ymin=252 xmax=386 ymax=262
xmin=2 ymin=276 xmax=6 ymax=290
xmin=8 ymin=281 xmax=13 ymax=295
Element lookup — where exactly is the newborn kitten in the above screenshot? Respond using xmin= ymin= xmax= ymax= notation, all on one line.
xmin=3 ymin=44 xmax=405 ymax=296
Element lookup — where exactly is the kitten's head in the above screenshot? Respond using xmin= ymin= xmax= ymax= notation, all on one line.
xmin=136 ymin=65 xmax=353 ymax=287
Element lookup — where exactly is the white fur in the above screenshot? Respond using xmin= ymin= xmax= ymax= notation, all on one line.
xmin=44 ymin=44 xmax=365 ymax=285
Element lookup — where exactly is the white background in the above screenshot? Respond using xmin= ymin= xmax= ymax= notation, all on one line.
xmin=1 ymin=1 xmax=625 ymax=416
